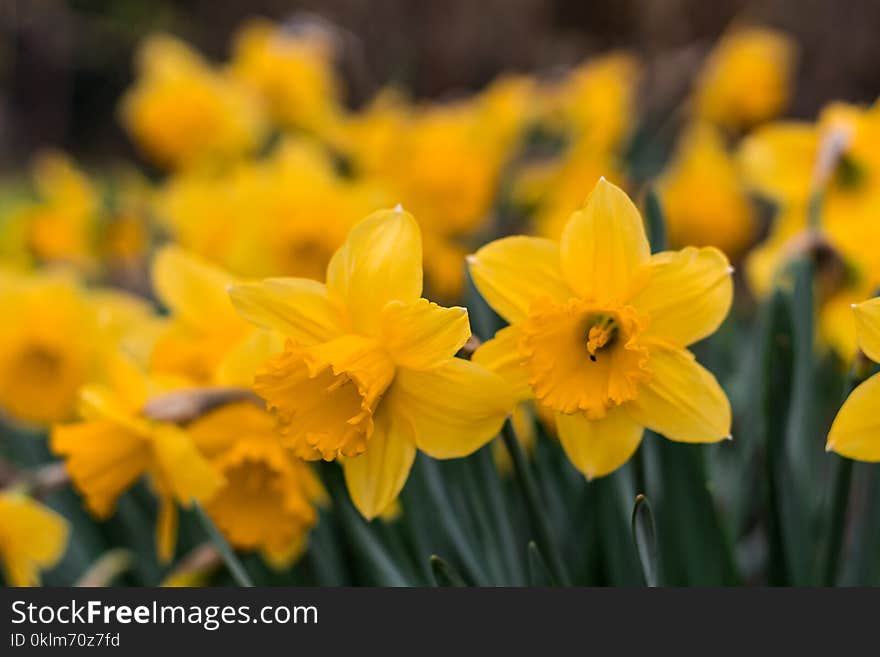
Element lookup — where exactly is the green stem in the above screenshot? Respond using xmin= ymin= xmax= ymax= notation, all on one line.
xmin=821 ymin=362 xmax=861 ymax=586
xmin=193 ymin=502 xmax=254 ymax=587
xmin=822 ymin=457 xmax=854 ymax=586
xmin=501 ymin=420 xmax=571 ymax=585
xmin=430 ymin=555 xmax=468 ymax=587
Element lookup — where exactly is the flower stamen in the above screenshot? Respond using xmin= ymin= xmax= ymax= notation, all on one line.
xmin=586 ymin=314 xmax=618 ymax=361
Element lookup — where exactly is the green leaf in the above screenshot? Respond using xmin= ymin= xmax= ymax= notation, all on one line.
xmin=319 ymin=462 xmax=412 ymax=587
xmin=430 ymin=555 xmax=468 ymax=587
xmin=643 ymin=187 xmax=667 ymax=254
xmin=631 ymin=494 xmax=658 ymax=587
xmin=526 ymin=541 xmax=556 ymax=586
xmin=756 ymin=288 xmax=810 ymax=584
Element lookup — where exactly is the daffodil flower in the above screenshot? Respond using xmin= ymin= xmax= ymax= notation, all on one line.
xmin=51 ymin=355 xmax=222 ymax=561
xmin=187 ymin=401 xmax=325 ymax=567
xmin=658 ymin=123 xmax=754 ymax=259
xmin=826 ymin=297 xmax=880 ymax=460
xmin=150 ymin=245 xmax=282 ymax=386
xmin=468 ymin=178 xmax=733 ymax=479
xmin=692 ymin=27 xmax=795 ymax=130
xmin=0 ymin=492 xmax=69 ymax=586
xmin=229 ymin=207 xmax=515 ymax=519
xmin=0 ymin=270 xmax=154 ymax=427
xmin=120 ymin=34 xmax=267 ymax=170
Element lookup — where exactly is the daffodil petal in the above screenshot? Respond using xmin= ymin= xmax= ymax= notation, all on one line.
xmin=153 ymin=245 xmax=240 ymax=330
xmin=626 ymin=344 xmax=731 ymax=443
xmin=555 ymin=406 xmax=644 ymax=479
xmin=853 ymin=297 xmax=880 ymax=364
xmin=826 ymin=372 xmax=880 ymax=461
xmin=343 ymin=404 xmax=416 ymax=520
xmin=380 ymin=299 xmax=471 ymax=370
xmin=559 ymin=178 xmax=650 ymax=302
xmin=229 ymin=278 xmax=346 ymax=346
xmin=326 ymin=208 xmax=423 ymax=334
xmin=472 ymin=326 xmax=531 ymax=401
xmin=50 ymin=419 xmax=151 ymax=518
xmin=467 ymin=236 xmax=572 ymax=324
xmin=389 ymin=358 xmax=514 ymax=459
xmin=737 ymin=122 xmax=817 ymax=203
xmin=0 ymin=494 xmax=69 ymax=586
xmin=151 ymin=426 xmax=222 ymax=505
xmin=215 ymin=329 xmax=285 ymax=386
xmin=629 ymin=247 xmax=733 ymax=347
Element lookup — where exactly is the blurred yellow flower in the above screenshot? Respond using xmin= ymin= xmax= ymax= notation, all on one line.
xmin=738 ymin=100 xmax=880 ymax=360
xmin=546 ymin=53 xmax=640 ymax=152
xmin=0 ymin=270 xmax=150 ymax=426
xmin=239 ymin=140 xmax=390 ymax=281
xmin=826 ymin=296 xmax=880 ymax=460
xmin=0 ymin=492 xmax=69 ymax=586
xmin=329 ymin=87 xmax=408 ymax=177
xmin=658 ymin=123 xmax=754 ymax=259
xmin=526 ymin=146 xmax=628 ymax=241
xmin=0 ymin=271 xmax=93 ymax=425
xmin=230 ymin=207 xmax=514 ymax=518
xmin=156 ymin=139 xmax=387 ymax=282
xmin=51 ymin=356 xmax=222 ymax=561
xmin=189 ymin=402 xmax=324 ymax=566
xmin=521 ymin=54 xmax=639 ymax=240
xmin=154 ymin=164 xmax=255 ymax=272
xmin=469 ymin=179 xmax=732 ymax=479
xmin=17 ymin=152 xmax=98 ymax=269
xmin=334 ymin=87 xmax=531 ymax=298
xmin=738 ymin=122 xmax=818 ymax=205
xmin=120 ymin=34 xmax=267 ymax=170
xmin=230 ymin=18 xmax=342 ymax=134
xmin=693 ymin=27 xmax=796 ymax=130
xmin=150 ymin=245 xmax=280 ymax=386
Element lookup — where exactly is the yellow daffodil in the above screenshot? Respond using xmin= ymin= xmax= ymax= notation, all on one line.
xmin=0 ymin=270 xmax=151 ymax=426
xmin=334 ymin=91 xmax=528 ymax=298
xmin=16 ymin=152 xmax=98 ymax=270
xmin=469 ymin=179 xmax=732 ymax=479
xmin=693 ymin=27 xmax=796 ymax=130
xmin=0 ymin=492 xmax=69 ymax=586
xmin=154 ymin=164 xmax=257 ymax=273
xmin=738 ymin=101 xmax=880 ymax=361
xmin=546 ymin=53 xmax=640 ymax=153
xmin=51 ymin=355 xmax=222 ymax=561
xmin=188 ymin=402 xmax=324 ymax=566
xmin=0 ymin=270 xmax=94 ymax=425
xmin=230 ymin=18 xmax=342 ymax=134
xmin=150 ymin=245 xmax=281 ymax=386
xmin=120 ymin=34 xmax=267 ymax=170
xmin=737 ymin=121 xmax=818 ymax=206
xmin=826 ymin=297 xmax=880 ymax=460
xmin=328 ymin=87 xmax=409 ymax=178
xmin=658 ymin=123 xmax=754 ymax=259
xmin=156 ymin=139 xmax=387 ymax=282
xmin=229 ymin=207 xmax=514 ymax=518
xmin=521 ymin=54 xmax=639 ymax=240
xmin=239 ymin=140 xmax=390 ymax=281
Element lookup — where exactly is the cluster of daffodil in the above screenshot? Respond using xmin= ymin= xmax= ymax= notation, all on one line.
xmin=1 ymin=18 xmax=879 ymax=587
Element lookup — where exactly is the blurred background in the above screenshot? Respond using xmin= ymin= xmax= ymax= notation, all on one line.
xmin=2 ymin=0 xmax=879 ymax=166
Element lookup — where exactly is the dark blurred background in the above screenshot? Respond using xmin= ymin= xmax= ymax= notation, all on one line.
xmin=1 ymin=0 xmax=878 ymax=166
